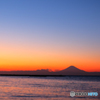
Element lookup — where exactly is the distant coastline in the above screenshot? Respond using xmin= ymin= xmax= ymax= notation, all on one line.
xmin=0 ymin=74 xmax=100 ymax=77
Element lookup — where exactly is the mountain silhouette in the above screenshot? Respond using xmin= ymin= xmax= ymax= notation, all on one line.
xmin=58 ymin=66 xmax=86 ymax=75
xmin=61 ymin=66 xmax=85 ymax=72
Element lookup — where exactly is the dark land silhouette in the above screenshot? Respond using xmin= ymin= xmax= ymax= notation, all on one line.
xmin=0 ymin=66 xmax=100 ymax=76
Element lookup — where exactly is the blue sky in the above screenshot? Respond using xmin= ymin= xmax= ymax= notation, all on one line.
xmin=0 ymin=0 xmax=100 ymax=44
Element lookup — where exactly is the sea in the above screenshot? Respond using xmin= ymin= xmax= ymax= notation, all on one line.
xmin=0 ymin=76 xmax=100 ymax=100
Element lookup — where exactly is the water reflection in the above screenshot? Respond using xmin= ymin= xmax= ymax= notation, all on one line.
xmin=0 ymin=76 xmax=99 ymax=100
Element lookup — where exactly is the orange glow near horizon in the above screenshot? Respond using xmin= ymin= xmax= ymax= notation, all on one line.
xmin=0 ymin=42 xmax=100 ymax=72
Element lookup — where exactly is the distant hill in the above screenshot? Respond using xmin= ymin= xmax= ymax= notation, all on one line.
xmin=57 ymin=66 xmax=86 ymax=75
xmin=0 ymin=66 xmax=100 ymax=76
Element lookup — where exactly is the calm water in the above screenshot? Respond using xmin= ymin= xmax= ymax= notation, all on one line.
xmin=0 ymin=76 xmax=100 ymax=100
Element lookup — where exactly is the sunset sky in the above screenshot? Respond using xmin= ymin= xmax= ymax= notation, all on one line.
xmin=0 ymin=0 xmax=100 ymax=72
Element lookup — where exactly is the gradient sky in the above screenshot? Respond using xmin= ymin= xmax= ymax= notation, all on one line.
xmin=0 ymin=0 xmax=100 ymax=72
